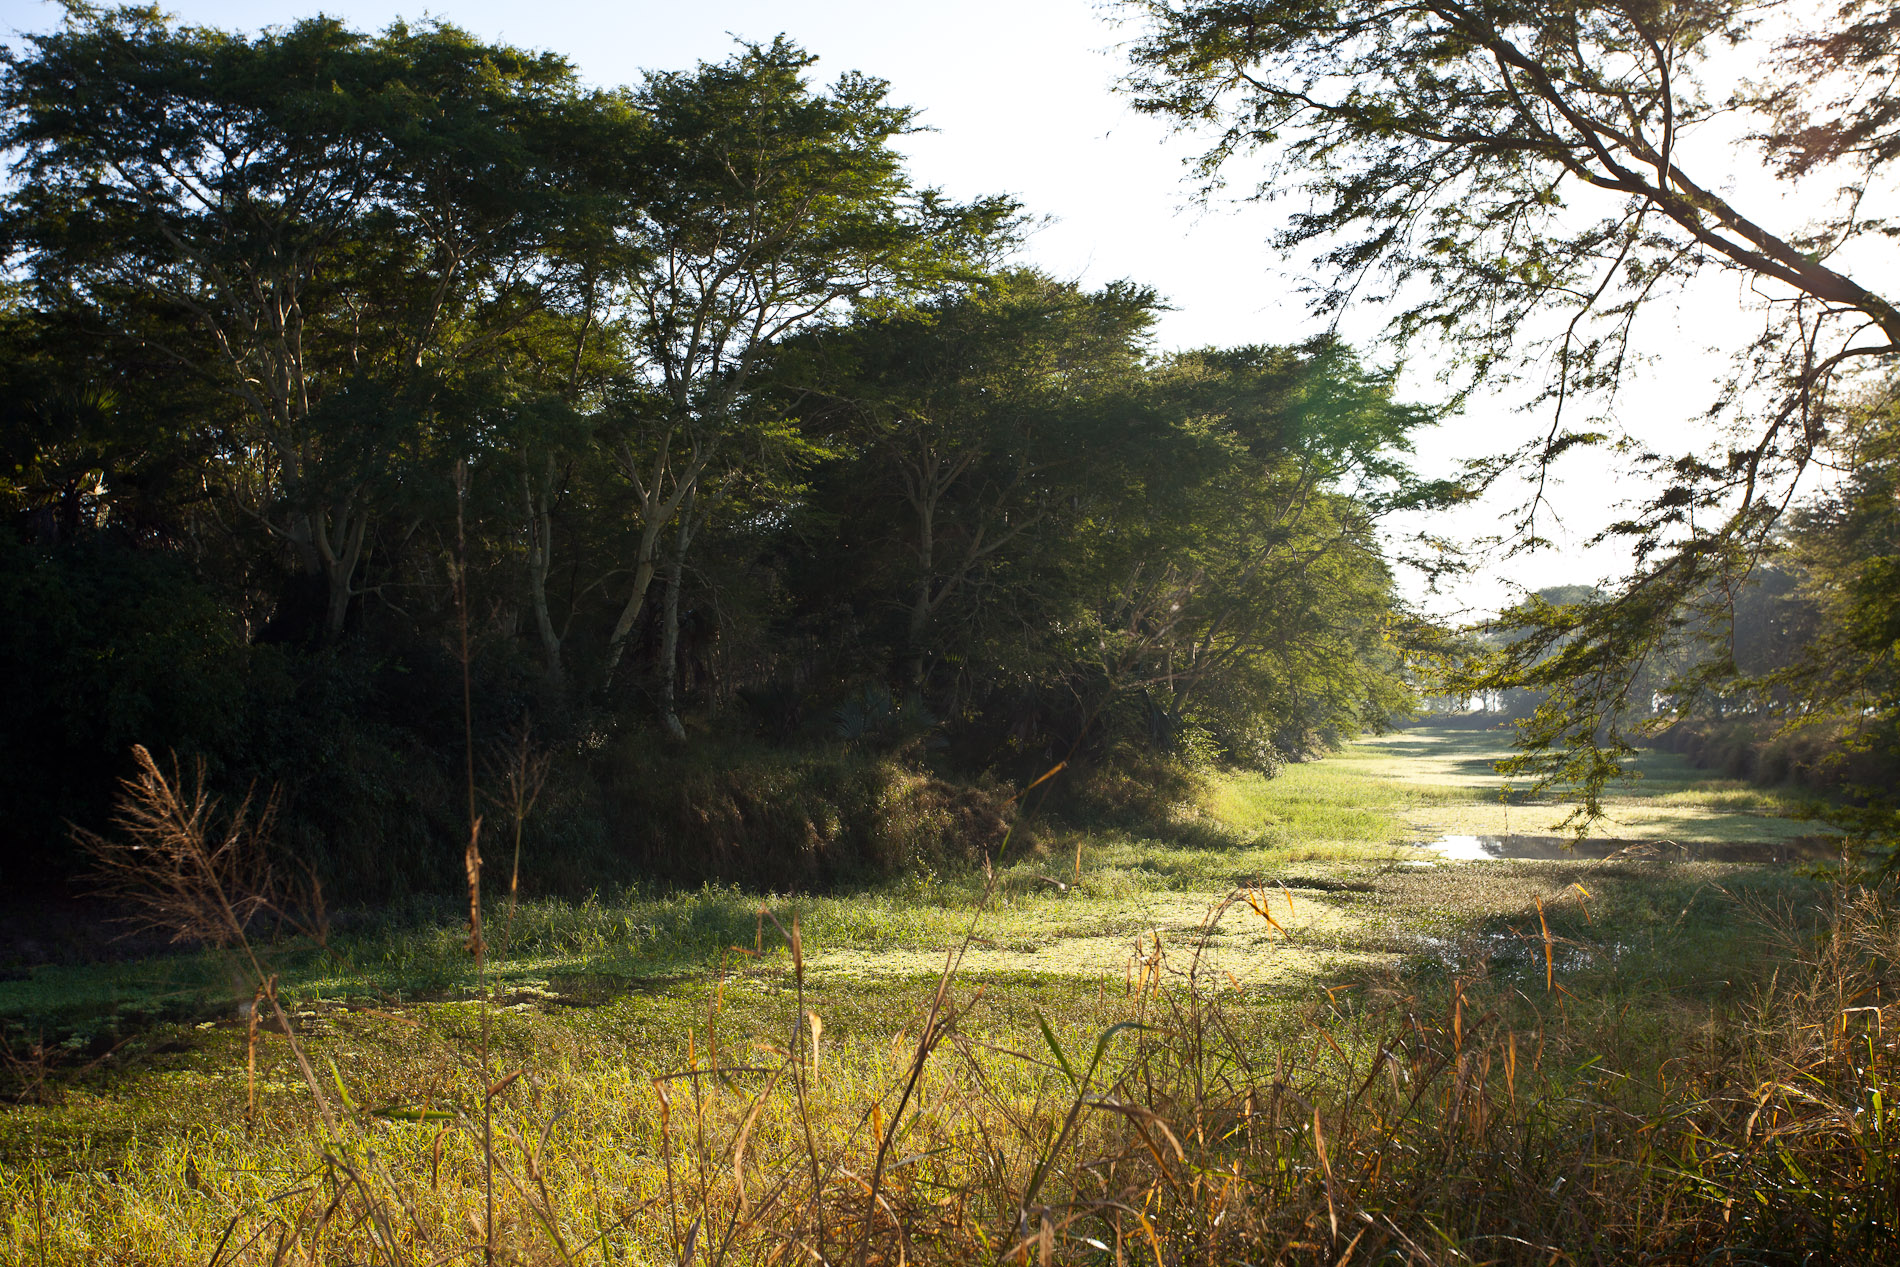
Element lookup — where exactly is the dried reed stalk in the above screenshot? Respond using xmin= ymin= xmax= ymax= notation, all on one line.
xmin=74 ymin=744 xmax=278 ymax=948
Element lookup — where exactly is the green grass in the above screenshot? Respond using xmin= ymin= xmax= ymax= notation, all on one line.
xmin=1203 ymin=724 xmax=1824 ymax=847
xmin=1337 ymin=726 xmax=1828 ymax=843
xmin=0 ymin=726 xmax=1828 ymax=1049
xmin=0 ymin=724 xmax=1862 ymax=1264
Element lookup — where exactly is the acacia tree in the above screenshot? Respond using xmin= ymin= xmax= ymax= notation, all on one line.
xmin=0 ymin=11 xmax=587 ymax=640
xmin=1124 ymin=0 xmax=1899 ymax=440
xmin=780 ymin=272 xmax=1162 ymax=688
xmin=1121 ymin=0 xmax=1900 ymax=811
xmin=1076 ymin=342 xmax=1435 ymax=759
xmin=596 ymin=38 xmax=1013 ymax=735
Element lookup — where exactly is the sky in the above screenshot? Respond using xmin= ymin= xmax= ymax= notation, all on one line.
xmin=0 ymin=0 xmax=1836 ymax=617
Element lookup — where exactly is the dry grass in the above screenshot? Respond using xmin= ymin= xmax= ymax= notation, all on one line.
xmin=73 ymin=745 xmax=289 ymax=950
xmin=9 ymin=732 xmax=1893 ymax=1264
xmin=9 ymin=879 xmax=1899 ymax=1264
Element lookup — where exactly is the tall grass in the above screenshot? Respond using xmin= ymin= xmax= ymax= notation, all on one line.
xmin=20 ymin=708 xmax=1894 ymax=1264
xmin=558 ymin=885 xmax=1900 ymax=1264
xmin=20 ymin=768 xmax=1900 ymax=1263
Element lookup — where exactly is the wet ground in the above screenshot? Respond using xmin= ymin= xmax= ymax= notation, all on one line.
xmin=0 ymin=726 xmax=1835 ymax=1039
xmin=1422 ymin=832 xmax=1844 ymax=864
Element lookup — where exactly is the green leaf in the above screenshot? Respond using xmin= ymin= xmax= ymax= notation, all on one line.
xmin=1034 ymin=1009 xmax=1080 ymax=1087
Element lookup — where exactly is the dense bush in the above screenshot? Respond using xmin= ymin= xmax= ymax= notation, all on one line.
xmin=593 ymin=733 xmax=1012 ymax=890
xmin=0 ymin=532 xmax=1021 ymax=901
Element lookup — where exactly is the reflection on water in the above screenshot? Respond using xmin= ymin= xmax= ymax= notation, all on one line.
xmin=1413 ymin=928 xmax=1624 ymax=973
xmin=1422 ymin=834 xmax=1841 ymax=864
xmin=1429 ymin=835 xmax=1509 ymax=861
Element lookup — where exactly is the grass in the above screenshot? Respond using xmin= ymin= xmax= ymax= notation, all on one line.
xmin=1312 ymin=726 xmax=1830 ymax=844
xmin=0 ymin=724 xmax=1881 ymax=1264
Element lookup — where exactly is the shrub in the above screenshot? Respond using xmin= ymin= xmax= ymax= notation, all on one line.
xmin=1655 ymin=716 xmax=1897 ymax=794
xmin=594 ymin=734 xmax=1011 ymax=889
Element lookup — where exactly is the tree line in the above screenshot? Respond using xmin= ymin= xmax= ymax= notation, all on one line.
xmin=0 ymin=10 xmax=1440 ymax=895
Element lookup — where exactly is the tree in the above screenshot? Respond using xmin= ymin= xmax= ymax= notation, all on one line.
xmin=1124 ymin=0 xmax=1898 ymax=434
xmin=1121 ymin=0 xmax=1900 ymax=812
xmin=793 ymin=305 xmax=1435 ymax=763
xmin=1 ymin=10 xmax=590 ymax=640
xmin=777 ymin=271 xmax=1162 ymax=688
xmin=1078 ymin=341 xmax=1435 ymax=760
xmin=0 ymin=6 xmax=1443 ymax=895
xmin=595 ymin=38 xmax=1013 ymax=736
xmin=1770 ymin=384 xmax=1900 ymax=822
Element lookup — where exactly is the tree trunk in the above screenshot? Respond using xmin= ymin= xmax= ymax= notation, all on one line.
xmin=904 ymin=577 xmax=933 ymax=687
xmin=903 ymin=471 xmax=937 ymax=686
xmin=600 ymin=528 xmax=661 ymax=690
xmin=277 ymin=475 xmax=370 ymax=644
xmin=523 ymin=457 xmax=564 ymax=685
xmin=657 ymin=486 xmax=699 ymax=741
xmin=322 ymin=521 xmax=364 ymax=640
xmin=601 ymin=440 xmax=713 ymax=691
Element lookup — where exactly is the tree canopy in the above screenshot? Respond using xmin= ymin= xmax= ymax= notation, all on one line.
xmin=0 ymin=8 xmax=1435 ymax=895
xmin=1122 ymin=0 xmax=1900 ymax=827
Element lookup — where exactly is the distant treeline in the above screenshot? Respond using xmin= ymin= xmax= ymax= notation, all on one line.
xmin=1452 ymin=467 xmax=1900 ymax=823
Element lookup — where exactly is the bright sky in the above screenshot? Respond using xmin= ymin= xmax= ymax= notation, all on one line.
xmin=1 ymin=0 xmax=1845 ymax=618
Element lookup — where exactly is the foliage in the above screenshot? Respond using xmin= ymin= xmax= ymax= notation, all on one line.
xmin=0 ymin=9 xmax=598 ymax=641
xmin=1120 ymin=0 xmax=1900 ymax=831
xmin=1779 ymin=388 xmax=1900 ymax=730
xmin=782 ymin=280 xmax=1437 ymax=773
xmin=595 ymin=38 xmax=1015 ymax=726
xmin=0 ymin=7 xmax=1432 ymax=898
xmin=1121 ymin=0 xmax=1897 ymax=469
xmin=1461 ymin=384 xmax=1900 ymax=842
xmin=1717 ymin=385 xmax=1900 ymax=858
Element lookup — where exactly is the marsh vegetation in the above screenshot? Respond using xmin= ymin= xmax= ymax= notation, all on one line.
xmin=5 ymin=727 xmax=1885 ymax=1265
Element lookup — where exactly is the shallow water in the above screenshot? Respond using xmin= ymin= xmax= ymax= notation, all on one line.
xmin=1423 ymin=833 xmax=1841 ymax=864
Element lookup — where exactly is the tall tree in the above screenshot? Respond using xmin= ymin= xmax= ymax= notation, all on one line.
xmin=1078 ymin=341 xmax=1434 ymax=757
xmin=595 ymin=38 xmax=1014 ymax=735
xmin=1 ymin=10 xmax=589 ymax=639
xmin=779 ymin=271 xmax=1162 ymax=688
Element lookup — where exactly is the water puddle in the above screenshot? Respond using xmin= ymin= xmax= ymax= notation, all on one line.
xmin=1421 ymin=834 xmax=1841 ymax=864
xmin=1413 ymin=929 xmax=1624 ymax=974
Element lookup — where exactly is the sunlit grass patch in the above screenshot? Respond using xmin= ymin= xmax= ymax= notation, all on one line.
xmin=1397 ymin=797 xmax=1828 ymax=843
xmin=1204 ymin=764 xmax=1452 ymax=847
xmin=1323 ymin=725 xmax=1832 ymax=845
xmin=0 ymin=724 xmax=1870 ymax=1264
xmin=0 ymin=865 xmax=1870 ymax=1266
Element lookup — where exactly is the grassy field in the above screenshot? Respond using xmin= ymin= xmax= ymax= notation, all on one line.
xmin=1 ymin=726 xmax=1885 ymax=1264
xmin=1219 ymin=725 xmax=1833 ymax=845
